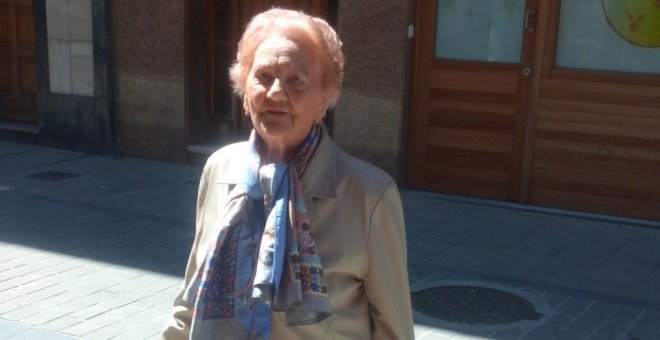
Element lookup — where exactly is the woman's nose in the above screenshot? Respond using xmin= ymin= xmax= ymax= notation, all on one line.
xmin=266 ymin=78 xmax=286 ymax=101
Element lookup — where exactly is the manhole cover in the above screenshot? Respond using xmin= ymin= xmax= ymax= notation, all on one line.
xmin=411 ymin=286 xmax=542 ymax=325
xmin=25 ymin=171 xmax=81 ymax=182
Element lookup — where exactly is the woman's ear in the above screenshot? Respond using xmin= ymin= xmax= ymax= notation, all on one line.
xmin=243 ymin=97 xmax=249 ymax=115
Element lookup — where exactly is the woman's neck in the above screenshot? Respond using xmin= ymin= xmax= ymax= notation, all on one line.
xmin=261 ymin=140 xmax=294 ymax=163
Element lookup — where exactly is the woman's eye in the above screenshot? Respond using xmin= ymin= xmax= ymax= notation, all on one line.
xmin=288 ymin=76 xmax=305 ymax=87
xmin=256 ymin=72 xmax=273 ymax=83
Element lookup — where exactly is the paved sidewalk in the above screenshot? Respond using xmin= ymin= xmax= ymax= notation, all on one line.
xmin=1 ymin=140 xmax=660 ymax=339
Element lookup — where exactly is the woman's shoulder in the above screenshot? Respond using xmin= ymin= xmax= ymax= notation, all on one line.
xmin=334 ymin=146 xmax=395 ymax=195
xmin=206 ymin=141 xmax=252 ymax=166
xmin=202 ymin=142 xmax=253 ymax=183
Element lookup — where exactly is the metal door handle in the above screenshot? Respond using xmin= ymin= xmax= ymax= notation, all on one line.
xmin=524 ymin=9 xmax=536 ymax=32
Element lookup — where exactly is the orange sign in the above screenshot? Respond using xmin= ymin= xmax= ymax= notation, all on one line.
xmin=602 ymin=0 xmax=660 ymax=47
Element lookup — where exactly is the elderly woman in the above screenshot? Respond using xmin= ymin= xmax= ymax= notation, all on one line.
xmin=162 ymin=8 xmax=413 ymax=340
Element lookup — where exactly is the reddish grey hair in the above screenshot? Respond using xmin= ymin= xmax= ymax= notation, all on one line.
xmin=229 ymin=8 xmax=345 ymax=109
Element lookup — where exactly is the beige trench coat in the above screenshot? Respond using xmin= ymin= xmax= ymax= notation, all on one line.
xmin=161 ymin=131 xmax=414 ymax=340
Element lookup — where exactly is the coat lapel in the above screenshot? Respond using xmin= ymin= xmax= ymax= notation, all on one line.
xmin=302 ymin=128 xmax=337 ymax=199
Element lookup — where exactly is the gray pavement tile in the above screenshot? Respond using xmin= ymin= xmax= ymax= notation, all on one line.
xmin=477 ymin=243 xmax=552 ymax=277
xmin=39 ymin=316 xmax=84 ymax=332
xmin=521 ymin=324 xmax=561 ymax=340
xmin=0 ymin=292 xmax=21 ymax=305
xmin=591 ymin=259 xmax=655 ymax=285
xmin=0 ymin=318 xmax=31 ymax=338
xmin=70 ymin=303 xmax=114 ymax=320
xmin=83 ymin=325 xmax=123 ymax=340
xmin=112 ymin=324 xmax=162 ymax=340
xmin=606 ymin=305 xmax=645 ymax=325
xmin=0 ymin=303 xmax=21 ymax=315
xmin=10 ymin=285 xmax=68 ymax=306
xmin=6 ymin=327 xmax=79 ymax=340
xmin=462 ymin=229 xmax=527 ymax=253
xmin=624 ymin=325 xmax=658 ymax=340
xmin=1 ymin=304 xmax=44 ymax=321
xmin=543 ymin=312 xmax=572 ymax=328
xmin=0 ymin=141 xmax=37 ymax=155
xmin=557 ymin=322 xmax=599 ymax=339
xmin=61 ymin=314 xmax=121 ymax=337
xmin=22 ymin=308 xmax=71 ymax=326
xmin=556 ymin=296 xmax=592 ymax=316
xmin=573 ymin=309 xmax=617 ymax=326
xmin=633 ymin=310 xmax=660 ymax=332
xmin=5 ymin=148 xmax=85 ymax=167
xmin=541 ymin=291 xmax=569 ymax=309
xmin=490 ymin=328 xmax=525 ymax=340
xmin=521 ymin=226 xmax=584 ymax=253
xmin=431 ymin=245 xmax=494 ymax=270
xmin=613 ymin=242 xmax=660 ymax=264
xmin=585 ymin=321 xmax=628 ymax=340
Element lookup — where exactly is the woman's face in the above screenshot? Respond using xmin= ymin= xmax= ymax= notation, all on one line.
xmin=244 ymin=34 xmax=326 ymax=152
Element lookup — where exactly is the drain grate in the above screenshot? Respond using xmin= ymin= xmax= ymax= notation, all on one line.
xmin=412 ymin=285 xmax=542 ymax=325
xmin=25 ymin=171 xmax=81 ymax=182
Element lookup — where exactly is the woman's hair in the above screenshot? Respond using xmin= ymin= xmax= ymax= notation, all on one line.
xmin=229 ymin=8 xmax=345 ymax=108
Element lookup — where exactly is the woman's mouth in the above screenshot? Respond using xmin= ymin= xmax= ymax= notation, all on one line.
xmin=264 ymin=110 xmax=288 ymax=116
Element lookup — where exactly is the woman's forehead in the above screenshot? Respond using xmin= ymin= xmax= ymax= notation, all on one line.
xmin=253 ymin=36 xmax=315 ymax=70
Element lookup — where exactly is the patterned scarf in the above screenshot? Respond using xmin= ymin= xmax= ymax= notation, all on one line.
xmin=183 ymin=124 xmax=330 ymax=339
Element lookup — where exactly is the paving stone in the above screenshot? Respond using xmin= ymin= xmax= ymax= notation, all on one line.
xmin=0 ymin=318 xmax=31 ymax=338
xmin=0 ymin=291 xmax=21 ymax=304
xmin=61 ymin=313 xmax=121 ymax=337
xmin=83 ymin=324 xmax=124 ymax=340
xmin=1 ymin=304 xmax=44 ymax=321
xmin=39 ymin=315 xmax=84 ymax=332
xmin=490 ymin=328 xmax=525 ymax=340
xmin=22 ymin=308 xmax=71 ymax=326
xmin=69 ymin=303 xmax=114 ymax=320
xmin=521 ymin=325 xmax=561 ymax=340
xmin=0 ymin=302 xmax=21 ymax=315
xmin=541 ymin=290 xmax=569 ymax=309
xmin=607 ymin=305 xmax=645 ymax=325
xmin=543 ymin=312 xmax=573 ymax=328
xmin=633 ymin=310 xmax=660 ymax=333
xmin=558 ymin=322 xmax=599 ymax=339
xmin=556 ymin=296 xmax=592 ymax=316
xmin=4 ymin=327 xmax=79 ymax=340
xmin=111 ymin=324 xmax=162 ymax=340
xmin=624 ymin=325 xmax=658 ymax=340
xmin=586 ymin=321 xmax=629 ymax=340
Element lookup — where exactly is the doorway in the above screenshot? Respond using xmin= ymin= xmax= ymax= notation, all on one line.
xmin=0 ymin=0 xmax=38 ymax=124
xmin=407 ymin=0 xmax=539 ymax=201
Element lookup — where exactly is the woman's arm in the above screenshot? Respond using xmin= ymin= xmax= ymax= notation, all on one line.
xmin=363 ymin=181 xmax=414 ymax=340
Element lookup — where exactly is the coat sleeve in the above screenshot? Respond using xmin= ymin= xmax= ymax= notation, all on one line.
xmin=160 ymin=162 xmax=212 ymax=340
xmin=363 ymin=181 xmax=415 ymax=340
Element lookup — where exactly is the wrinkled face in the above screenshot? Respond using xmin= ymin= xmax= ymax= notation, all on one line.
xmin=244 ymin=34 xmax=326 ymax=152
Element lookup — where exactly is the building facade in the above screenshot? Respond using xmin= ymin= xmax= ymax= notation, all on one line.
xmin=1 ymin=0 xmax=660 ymax=220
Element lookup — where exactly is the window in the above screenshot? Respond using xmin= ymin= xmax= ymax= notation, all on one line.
xmin=555 ymin=0 xmax=660 ymax=75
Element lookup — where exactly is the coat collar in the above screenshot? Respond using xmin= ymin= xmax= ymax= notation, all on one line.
xmin=302 ymin=127 xmax=337 ymax=199
xmin=215 ymin=127 xmax=337 ymax=199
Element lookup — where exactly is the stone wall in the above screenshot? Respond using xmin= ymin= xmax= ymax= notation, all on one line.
xmin=335 ymin=0 xmax=411 ymax=180
xmin=112 ymin=0 xmax=186 ymax=162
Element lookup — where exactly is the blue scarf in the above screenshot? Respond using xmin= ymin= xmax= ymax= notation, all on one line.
xmin=183 ymin=125 xmax=331 ymax=339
